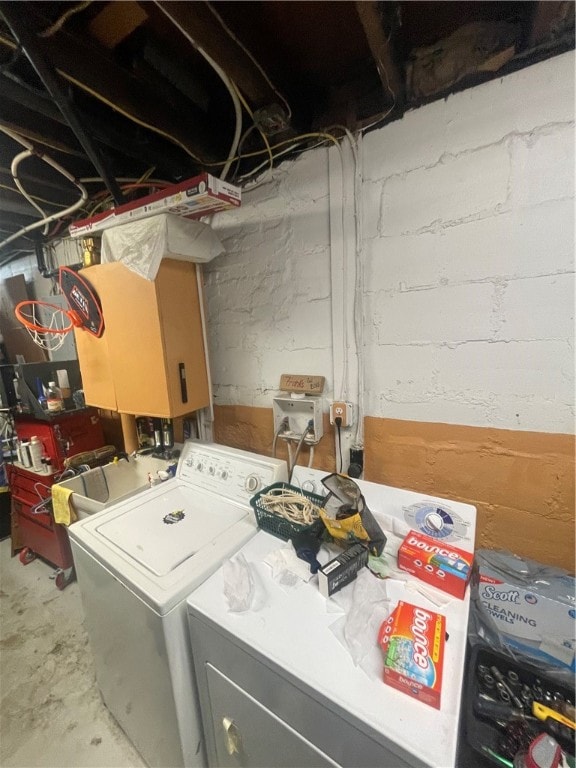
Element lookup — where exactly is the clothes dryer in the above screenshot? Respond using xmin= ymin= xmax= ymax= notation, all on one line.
xmin=186 ymin=467 xmax=477 ymax=768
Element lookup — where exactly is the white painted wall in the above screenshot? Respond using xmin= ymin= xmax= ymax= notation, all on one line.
xmin=2 ymin=53 xmax=574 ymax=435
xmin=208 ymin=51 xmax=575 ymax=435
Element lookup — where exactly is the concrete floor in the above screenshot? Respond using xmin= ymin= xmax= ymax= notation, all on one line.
xmin=0 ymin=537 xmax=146 ymax=768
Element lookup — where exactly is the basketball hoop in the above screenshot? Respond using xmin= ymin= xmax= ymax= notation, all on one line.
xmin=14 ymin=266 xmax=104 ymax=352
xmin=15 ymin=300 xmax=83 ymax=352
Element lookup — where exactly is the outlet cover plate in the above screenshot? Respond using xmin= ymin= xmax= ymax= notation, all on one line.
xmin=273 ymin=395 xmax=323 ymax=442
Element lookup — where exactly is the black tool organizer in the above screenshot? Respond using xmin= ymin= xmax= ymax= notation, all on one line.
xmin=463 ymin=644 xmax=575 ymax=766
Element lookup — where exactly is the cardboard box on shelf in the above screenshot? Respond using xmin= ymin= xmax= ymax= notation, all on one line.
xmin=70 ymin=173 xmax=241 ymax=237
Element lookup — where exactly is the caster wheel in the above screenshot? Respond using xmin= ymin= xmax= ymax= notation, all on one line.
xmin=19 ymin=547 xmax=36 ymax=565
xmin=54 ymin=567 xmax=75 ymax=590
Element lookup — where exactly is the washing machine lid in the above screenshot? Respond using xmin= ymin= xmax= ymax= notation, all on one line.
xmin=69 ymin=480 xmax=257 ymax=614
xmin=93 ymin=483 xmax=246 ymax=576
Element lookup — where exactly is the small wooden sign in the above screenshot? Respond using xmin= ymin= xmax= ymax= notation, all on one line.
xmin=279 ymin=374 xmax=325 ymax=394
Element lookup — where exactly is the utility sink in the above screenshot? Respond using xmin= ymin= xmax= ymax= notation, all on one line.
xmin=56 ymin=455 xmax=174 ymax=520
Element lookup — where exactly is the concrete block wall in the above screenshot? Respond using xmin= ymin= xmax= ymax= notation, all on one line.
xmin=362 ymin=54 xmax=575 ymax=435
xmin=1 ymin=53 xmax=573 ymax=568
xmin=210 ymin=51 xmax=575 ymax=569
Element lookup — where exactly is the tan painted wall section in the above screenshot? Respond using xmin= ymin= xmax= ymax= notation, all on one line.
xmin=214 ymin=405 xmax=575 ymax=572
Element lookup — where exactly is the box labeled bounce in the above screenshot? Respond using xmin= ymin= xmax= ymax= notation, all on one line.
xmin=398 ymin=530 xmax=473 ymax=599
xmin=378 ymin=601 xmax=446 ymax=709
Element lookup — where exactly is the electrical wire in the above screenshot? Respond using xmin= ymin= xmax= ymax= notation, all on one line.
xmin=272 ymin=418 xmax=289 ymax=458
xmin=11 ymin=150 xmax=49 ymax=234
xmin=85 ymin=181 xmax=172 ymax=217
xmin=79 ymin=177 xmax=168 ymax=185
xmin=238 ymin=133 xmax=343 ymax=192
xmin=230 ymin=124 xmax=258 ymax=181
xmin=38 ymin=0 xmax=92 ymax=38
xmin=0 ymin=182 xmax=70 ymax=209
xmin=286 ymin=441 xmax=293 ymax=472
xmin=307 ymin=446 xmax=315 ymax=468
xmin=352 ymin=132 xmax=365 ymax=447
xmin=288 ymin=421 xmax=314 ymax=482
xmin=336 ymin=419 xmax=343 ymax=473
xmin=204 ymin=1 xmax=292 ymax=122
xmin=232 ymin=83 xmax=274 ymax=182
xmin=152 ymin=1 xmax=242 ymax=180
xmin=0 ymin=126 xmax=88 ymax=251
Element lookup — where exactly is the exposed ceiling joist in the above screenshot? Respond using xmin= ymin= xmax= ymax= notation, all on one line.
xmin=0 ymin=0 xmax=573 ymax=263
xmin=152 ymin=0 xmax=290 ymax=116
xmin=356 ymin=0 xmax=405 ymax=111
xmin=0 ymin=7 xmax=220 ymax=168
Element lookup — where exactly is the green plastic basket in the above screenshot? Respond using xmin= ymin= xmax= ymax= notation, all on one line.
xmin=249 ymin=482 xmax=326 ymax=541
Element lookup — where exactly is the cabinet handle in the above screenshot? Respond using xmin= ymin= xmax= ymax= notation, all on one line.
xmin=222 ymin=716 xmax=242 ymax=756
xmin=179 ymin=363 xmax=188 ymax=403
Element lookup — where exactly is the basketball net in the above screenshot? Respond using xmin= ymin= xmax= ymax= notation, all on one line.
xmin=15 ymin=301 xmax=79 ymax=352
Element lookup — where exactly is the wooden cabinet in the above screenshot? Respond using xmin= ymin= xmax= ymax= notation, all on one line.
xmin=74 ymin=259 xmax=209 ymax=418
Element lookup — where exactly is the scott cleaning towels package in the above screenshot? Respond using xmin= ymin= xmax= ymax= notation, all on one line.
xmin=473 ymin=549 xmax=576 ymax=672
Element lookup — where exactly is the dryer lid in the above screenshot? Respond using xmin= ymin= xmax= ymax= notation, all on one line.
xmin=93 ymin=484 xmax=247 ymax=576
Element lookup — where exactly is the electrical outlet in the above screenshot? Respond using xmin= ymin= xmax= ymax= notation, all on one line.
xmin=329 ymin=401 xmax=354 ymax=428
xmin=272 ymin=395 xmax=323 ymax=442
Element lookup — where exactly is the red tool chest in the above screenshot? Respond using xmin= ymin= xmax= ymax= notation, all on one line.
xmin=7 ymin=408 xmax=104 ymax=585
xmin=14 ymin=409 xmax=104 ymax=472
xmin=7 ymin=463 xmax=73 ymax=572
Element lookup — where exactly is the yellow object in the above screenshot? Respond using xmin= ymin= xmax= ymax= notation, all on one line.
xmin=319 ymin=507 xmax=370 ymax=547
xmin=533 ymin=701 xmax=575 ymax=730
xmin=52 ymin=485 xmax=77 ymax=526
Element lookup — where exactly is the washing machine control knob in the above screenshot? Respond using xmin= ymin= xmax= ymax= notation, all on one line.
xmin=208 ymin=466 xmax=215 ymax=475
xmin=196 ymin=462 xmax=203 ymax=472
xmin=220 ymin=470 xmax=228 ymax=480
xmin=245 ymin=474 xmax=259 ymax=493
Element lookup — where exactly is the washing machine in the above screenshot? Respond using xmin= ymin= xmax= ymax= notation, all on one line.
xmin=186 ymin=466 xmax=477 ymax=768
xmin=68 ymin=441 xmax=287 ymax=768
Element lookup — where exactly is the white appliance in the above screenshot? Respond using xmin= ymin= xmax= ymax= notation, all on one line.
xmin=68 ymin=441 xmax=287 ymax=768
xmin=186 ymin=467 xmax=477 ymax=768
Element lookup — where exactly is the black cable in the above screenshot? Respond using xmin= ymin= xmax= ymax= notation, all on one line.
xmin=335 ymin=417 xmax=342 ymax=473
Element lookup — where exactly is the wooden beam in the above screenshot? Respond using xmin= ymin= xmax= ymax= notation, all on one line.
xmin=355 ymin=1 xmax=404 ymax=109
xmin=88 ymin=1 xmax=148 ymax=50
xmin=152 ymin=1 xmax=286 ymax=111
xmin=0 ymin=8 xmax=218 ymax=167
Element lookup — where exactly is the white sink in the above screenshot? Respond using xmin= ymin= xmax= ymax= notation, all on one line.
xmin=56 ymin=455 xmax=174 ymax=520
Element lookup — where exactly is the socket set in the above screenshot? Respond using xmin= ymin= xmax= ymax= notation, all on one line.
xmin=464 ymin=646 xmax=575 ymax=766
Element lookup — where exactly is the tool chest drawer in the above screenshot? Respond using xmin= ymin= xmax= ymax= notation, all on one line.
xmin=7 ymin=464 xmax=55 ymax=512
xmin=11 ymin=497 xmax=53 ymax=531
xmin=13 ymin=501 xmax=72 ymax=568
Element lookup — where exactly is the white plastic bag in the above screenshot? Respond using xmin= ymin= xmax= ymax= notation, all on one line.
xmin=222 ymin=554 xmax=255 ymax=612
xmin=101 ymin=213 xmax=225 ymax=281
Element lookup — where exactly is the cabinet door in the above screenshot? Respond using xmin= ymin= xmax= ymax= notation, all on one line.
xmin=205 ymin=664 xmax=339 ymax=768
xmin=79 ymin=260 xmax=209 ymax=418
xmin=154 ymin=259 xmax=209 ymax=417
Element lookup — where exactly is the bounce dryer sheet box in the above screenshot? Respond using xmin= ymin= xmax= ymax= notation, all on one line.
xmin=378 ymin=601 xmax=446 ymax=709
xmin=398 ymin=529 xmax=473 ymax=599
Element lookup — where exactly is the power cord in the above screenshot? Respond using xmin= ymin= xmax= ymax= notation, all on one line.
xmin=272 ymin=417 xmax=289 ymax=458
xmin=335 ymin=417 xmax=343 ymax=473
xmin=288 ymin=420 xmax=314 ymax=482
